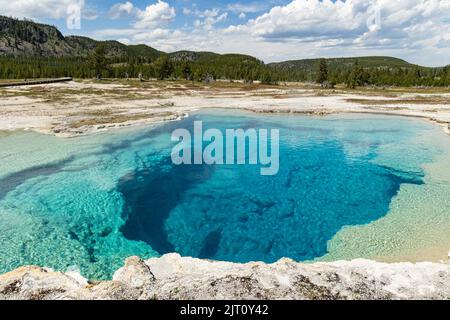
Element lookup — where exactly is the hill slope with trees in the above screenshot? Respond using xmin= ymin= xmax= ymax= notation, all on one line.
xmin=0 ymin=16 xmax=448 ymax=86
xmin=269 ymin=56 xmax=449 ymax=87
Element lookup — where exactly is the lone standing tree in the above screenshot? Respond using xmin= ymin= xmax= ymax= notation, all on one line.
xmin=88 ymin=44 xmax=109 ymax=79
xmin=346 ymin=60 xmax=364 ymax=89
xmin=182 ymin=62 xmax=192 ymax=81
xmin=316 ymin=58 xmax=328 ymax=84
xmin=154 ymin=55 xmax=174 ymax=80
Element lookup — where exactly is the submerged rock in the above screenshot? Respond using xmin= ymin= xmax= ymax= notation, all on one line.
xmin=1 ymin=254 xmax=449 ymax=300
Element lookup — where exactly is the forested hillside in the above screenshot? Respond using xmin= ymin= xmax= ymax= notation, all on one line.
xmin=270 ymin=57 xmax=449 ymax=87
xmin=0 ymin=16 xmax=449 ymax=86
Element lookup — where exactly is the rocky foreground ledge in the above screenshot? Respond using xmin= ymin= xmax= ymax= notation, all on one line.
xmin=1 ymin=254 xmax=450 ymax=300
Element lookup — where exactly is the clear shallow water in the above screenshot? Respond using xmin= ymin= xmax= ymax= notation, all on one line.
xmin=0 ymin=110 xmax=450 ymax=279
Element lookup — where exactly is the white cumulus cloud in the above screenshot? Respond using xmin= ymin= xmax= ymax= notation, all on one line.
xmin=192 ymin=8 xmax=228 ymax=30
xmin=134 ymin=0 xmax=176 ymax=29
xmin=227 ymin=0 xmax=450 ymax=52
xmin=0 ymin=0 xmax=86 ymax=20
xmin=109 ymin=1 xmax=134 ymax=20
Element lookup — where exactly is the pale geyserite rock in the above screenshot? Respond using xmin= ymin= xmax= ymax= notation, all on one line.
xmin=1 ymin=254 xmax=450 ymax=300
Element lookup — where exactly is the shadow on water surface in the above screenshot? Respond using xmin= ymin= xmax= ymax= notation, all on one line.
xmin=0 ymin=156 xmax=75 ymax=200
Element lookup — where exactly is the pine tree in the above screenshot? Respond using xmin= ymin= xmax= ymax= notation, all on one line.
xmin=154 ymin=55 xmax=174 ymax=80
xmin=443 ymin=65 xmax=449 ymax=86
xmin=88 ymin=44 xmax=109 ymax=79
xmin=182 ymin=62 xmax=192 ymax=80
xmin=346 ymin=60 xmax=364 ymax=88
xmin=316 ymin=58 xmax=328 ymax=84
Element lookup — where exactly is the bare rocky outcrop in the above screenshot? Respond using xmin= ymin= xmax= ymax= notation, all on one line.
xmin=0 ymin=16 xmax=161 ymax=59
xmin=1 ymin=254 xmax=449 ymax=300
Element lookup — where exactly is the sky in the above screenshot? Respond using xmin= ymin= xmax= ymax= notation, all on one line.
xmin=0 ymin=0 xmax=449 ymax=66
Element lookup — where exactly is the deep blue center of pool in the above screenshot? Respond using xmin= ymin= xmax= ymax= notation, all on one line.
xmin=118 ymin=112 xmax=423 ymax=263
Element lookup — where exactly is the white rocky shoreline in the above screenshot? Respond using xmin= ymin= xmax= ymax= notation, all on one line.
xmin=1 ymin=253 xmax=450 ymax=300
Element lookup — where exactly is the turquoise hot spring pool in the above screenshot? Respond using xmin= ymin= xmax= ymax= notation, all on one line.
xmin=0 ymin=109 xmax=450 ymax=279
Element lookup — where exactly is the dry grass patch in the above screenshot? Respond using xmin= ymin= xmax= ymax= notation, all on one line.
xmin=346 ymin=97 xmax=450 ymax=105
xmin=69 ymin=111 xmax=176 ymax=128
xmin=69 ymin=109 xmax=115 ymax=117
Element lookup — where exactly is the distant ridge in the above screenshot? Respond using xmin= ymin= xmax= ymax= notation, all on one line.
xmin=0 ymin=16 xmax=256 ymax=65
xmin=268 ymin=56 xmax=428 ymax=73
xmin=0 ymin=16 xmax=164 ymax=60
xmin=0 ymin=15 xmax=440 ymax=69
